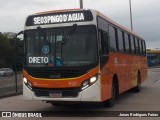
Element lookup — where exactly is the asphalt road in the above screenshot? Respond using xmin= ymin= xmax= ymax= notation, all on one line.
xmin=0 ymin=68 xmax=160 ymax=119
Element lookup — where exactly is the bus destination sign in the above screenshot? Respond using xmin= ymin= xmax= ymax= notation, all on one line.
xmin=26 ymin=10 xmax=93 ymax=26
xmin=34 ymin=13 xmax=85 ymax=25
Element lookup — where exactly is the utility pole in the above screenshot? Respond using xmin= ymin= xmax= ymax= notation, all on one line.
xmin=129 ymin=0 xmax=133 ymax=31
xmin=80 ymin=0 xmax=83 ymax=9
xmin=14 ymin=31 xmax=23 ymax=92
xmin=14 ymin=36 xmax=18 ymax=92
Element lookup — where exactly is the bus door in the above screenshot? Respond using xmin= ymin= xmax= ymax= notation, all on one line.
xmin=97 ymin=17 xmax=110 ymax=101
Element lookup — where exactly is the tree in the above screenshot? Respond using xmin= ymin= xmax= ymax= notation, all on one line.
xmin=0 ymin=33 xmax=24 ymax=69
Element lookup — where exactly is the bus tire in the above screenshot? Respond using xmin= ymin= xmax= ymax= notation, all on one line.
xmin=103 ymin=81 xmax=116 ymax=107
xmin=133 ymin=72 xmax=141 ymax=93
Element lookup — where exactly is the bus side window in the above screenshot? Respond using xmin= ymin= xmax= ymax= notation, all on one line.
xmin=99 ymin=30 xmax=109 ymax=69
xmin=117 ymin=29 xmax=124 ymax=52
xmin=130 ymin=36 xmax=135 ymax=54
xmin=135 ymin=38 xmax=139 ymax=54
xmin=99 ymin=30 xmax=109 ymax=55
xmin=142 ymin=41 xmax=146 ymax=55
xmin=139 ymin=39 xmax=142 ymax=55
xmin=109 ymin=25 xmax=117 ymax=52
xmin=124 ymin=33 xmax=130 ymax=53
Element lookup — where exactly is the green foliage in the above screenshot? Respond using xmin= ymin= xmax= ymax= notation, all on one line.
xmin=0 ymin=33 xmax=24 ymax=69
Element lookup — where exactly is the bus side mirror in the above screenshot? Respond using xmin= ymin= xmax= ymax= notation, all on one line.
xmin=16 ymin=31 xmax=24 ymax=36
xmin=15 ymin=31 xmax=24 ymax=48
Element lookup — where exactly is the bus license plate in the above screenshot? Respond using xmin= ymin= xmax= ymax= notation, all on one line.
xmin=49 ymin=92 xmax=62 ymax=98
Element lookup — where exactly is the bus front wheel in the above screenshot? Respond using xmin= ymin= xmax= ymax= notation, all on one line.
xmin=103 ymin=81 xmax=116 ymax=107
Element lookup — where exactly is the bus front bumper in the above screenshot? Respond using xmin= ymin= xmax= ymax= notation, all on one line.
xmin=23 ymin=81 xmax=101 ymax=102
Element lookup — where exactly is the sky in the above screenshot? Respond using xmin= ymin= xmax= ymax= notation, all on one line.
xmin=0 ymin=0 xmax=160 ymax=49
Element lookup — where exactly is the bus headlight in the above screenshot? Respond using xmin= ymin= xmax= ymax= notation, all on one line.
xmin=23 ymin=77 xmax=27 ymax=84
xmin=81 ymin=76 xmax=98 ymax=91
xmin=23 ymin=77 xmax=32 ymax=90
xmin=90 ymin=76 xmax=97 ymax=83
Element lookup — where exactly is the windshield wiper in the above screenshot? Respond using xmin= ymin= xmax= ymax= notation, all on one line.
xmin=59 ymin=24 xmax=77 ymax=59
xmin=62 ymin=23 xmax=77 ymax=44
xmin=37 ymin=26 xmax=47 ymax=42
xmin=68 ymin=23 xmax=77 ymax=36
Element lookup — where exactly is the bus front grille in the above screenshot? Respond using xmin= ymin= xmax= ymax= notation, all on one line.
xmin=33 ymin=88 xmax=79 ymax=98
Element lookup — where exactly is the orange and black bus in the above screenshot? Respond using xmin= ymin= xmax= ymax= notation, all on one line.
xmin=22 ymin=9 xmax=147 ymax=107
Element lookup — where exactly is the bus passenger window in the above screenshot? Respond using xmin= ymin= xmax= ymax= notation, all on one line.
xmin=135 ymin=38 xmax=139 ymax=54
xmin=130 ymin=36 xmax=135 ymax=53
xmin=139 ymin=39 xmax=143 ymax=54
xmin=99 ymin=30 xmax=109 ymax=55
xmin=117 ymin=30 xmax=124 ymax=52
xmin=142 ymin=41 xmax=146 ymax=55
xmin=109 ymin=26 xmax=117 ymax=52
xmin=124 ymin=33 xmax=130 ymax=53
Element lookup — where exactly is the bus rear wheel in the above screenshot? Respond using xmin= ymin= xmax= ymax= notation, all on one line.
xmin=133 ymin=73 xmax=141 ymax=93
xmin=103 ymin=81 xmax=116 ymax=107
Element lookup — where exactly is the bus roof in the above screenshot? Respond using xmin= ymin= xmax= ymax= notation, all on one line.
xmin=35 ymin=8 xmax=81 ymax=15
xmin=33 ymin=8 xmax=144 ymax=40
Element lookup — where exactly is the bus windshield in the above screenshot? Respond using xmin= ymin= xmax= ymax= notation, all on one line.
xmin=25 ymin=25 xmax=98 ymax=67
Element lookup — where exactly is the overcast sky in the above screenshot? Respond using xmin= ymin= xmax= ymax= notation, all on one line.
xmin=0 ymin=0 xmax=160 ymax=49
